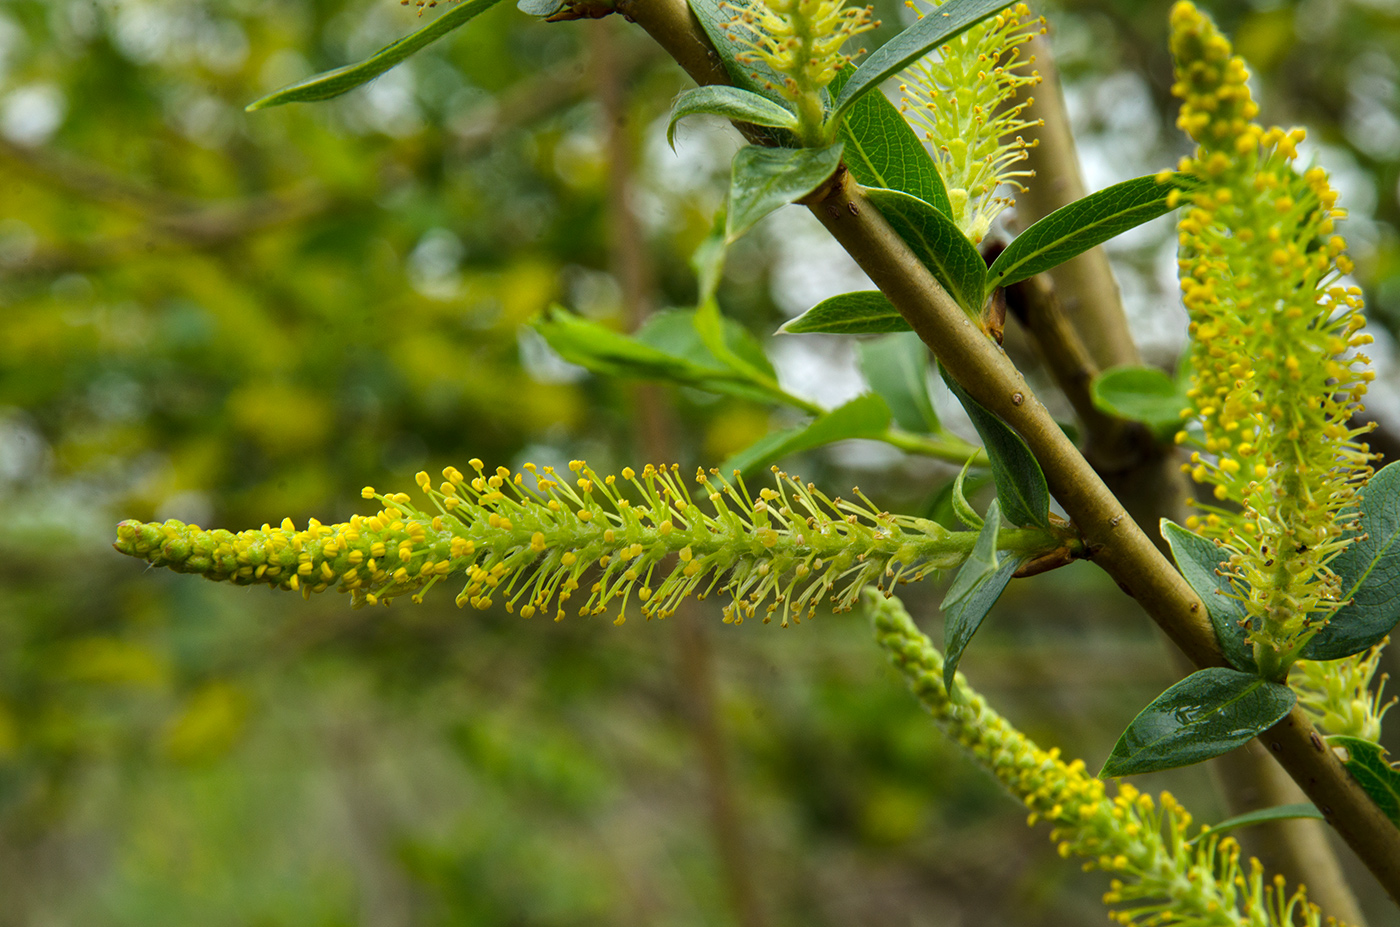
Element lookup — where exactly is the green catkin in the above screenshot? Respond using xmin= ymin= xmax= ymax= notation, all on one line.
xmin=722 ymin=0 xmax=878 ymax=143
xmin=1169 ymin=1 xmax=1376 ymax=675
xmin=115 ymin=460 xmax=1065 ymax=627
xmin=867 ymin=590 xmax=1333 ymax=927
xmin=897 ymin=2 xmax=1045 ymax=242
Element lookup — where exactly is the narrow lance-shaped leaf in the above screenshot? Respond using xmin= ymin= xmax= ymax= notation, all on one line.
xmin=246 ymin=0 xmax=504 ymax=110
xmin=833 ymin=0 xmax=1016 ymax=120
xmin=780 ymin=290 xmax=910 ymax=335
xmin=728 ymin=144 xmax=845 ymax=243
xmin=1304 ymin=460 xmax=1400 ymax=660
xmin=940 ymin=370 xmax=1050 ymax=529
xmin=1332 ymin=736 xmax=1400 ymax=827
xmin=866 ymin=188 xmax=986 ymax=316
xmin=668 ymin=86 xmax=799 ymax=148
xmin=719 ymin=393 xmax=893 ymax=475
xmin=1100 ymin=668 xmax=1295 ymax=778
xmin=985 ymin=173 xmax=1195 ymax=296
xmin=1161 ymin=520 xmax=1255 ymax=673
xmin=829 ymin=66 xmax=952 ymax=216
xmin=1189 ymin=804 xmax=1323 ymax=843
xmin=949 ymin=456 xmax=985 ymax=530
xmin=942 ymin=501 xmax=1022 ymax=694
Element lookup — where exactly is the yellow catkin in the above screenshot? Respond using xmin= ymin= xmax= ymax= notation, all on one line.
xmin=114 ymin=462 xmax=1066 ymax=627
xmin=868 ymin=591 xmax=1327 ymax=927
xmin=1170 ymin=2 xmax=1375 ymax=668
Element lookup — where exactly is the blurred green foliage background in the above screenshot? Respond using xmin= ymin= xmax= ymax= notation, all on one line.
xmin=4 ymin=0 xmax=1400 ymax=923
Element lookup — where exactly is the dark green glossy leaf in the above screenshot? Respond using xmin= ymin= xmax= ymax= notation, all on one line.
xmin=1091 ymin=365 xmax=1188 ymax=439
xmin=833 ymin=0 xmax=1015 ymax=120
xmin=857 ymin=333 xmax=938 ymax=433
xmin=1304 ymin=461 xmax=1400 ymax=660
xmin=1191 ymin=803 xmax=1323 ymax=843
xmin=687 ymin=0 xmax=788 ymax=105
xmin=1100 ymin=668 xmax=1295 ymax=778
xmin=986 ymin=173 xmax=1195 ymax=295
xmin=719 ymin=393 xmax=893 ymax=475
xmin=780 ymin=290 xmax=910 ymax=335
xmin=667 ymin=86 xmax=799 ymax=148
xmin=246 ymin=0 xmax=504 ymax=110
xmin=831 ymin=67 xmax=952 ymax=216
xmin=728 ymin=144 xmax=845 ymax=243
xmin=866 ymin=188 xmax=986 ymax=315
xmin=940 ymin=370 xmax=1050 ymax=529
xmin=1332 ymin=736 xmax=1400 ymax=827
xmin=1161 ymin=520 xmax=1255 ymax=673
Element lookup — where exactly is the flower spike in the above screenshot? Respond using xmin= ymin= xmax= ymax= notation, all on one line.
xmin=1170 ymin=1 xmax=1376 ymax=674
xmin=115 ymin=462 xmax=1065 ymax=627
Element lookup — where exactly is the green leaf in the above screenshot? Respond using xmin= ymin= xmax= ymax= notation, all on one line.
xmin=985 ymin=173 xmax=1194 ymax=295
xmin=246 ymin=0 xmax=504 ymax=111
xmin=950 ymin=456 xmax=984 ymax=530
xmin=688 ymin=0 xmax=788 ymax=106
xmin=780 ymin=290 xmax=910 ymax=335
xmin=831 ymin=67 xmax=952 ymax=216
xmin=866 ymin=188 xmax=986 ymax=315
xmin=635 ymin=308 xmax=777 ymax=382
xmin=534 ymin=306 xmax=778 ymax=405
xmin=1161 ymin=520 xmax=1255 ymax=673
xmin=924 ymin=470 xmax=993 ymax=529
xmin=833 ymin=0 xmax=1016 ymax=121
xmin=719 ymin=393 xmax=893 ymax=475
xmin=691 ymin=207 xmax=728 ymax=306
xmin=1091 ymin=365 xmax=1188 ymax=440
xmin=1100 ymin=668 xmax=1295 ymax=778
xmin=517 ymin=0 xmax=564 ymax=15
xmin=940 ymin=370 xmax=1050 ymax=529
xmin=1191 ymin=803 xmax=1323 ymax=843
xmin=728 ymin=144 xmax=845 ymax=243
xmin=857 ymin=332 xmax=939 ymax=433
xmin=1332 ymin=736 xmax=1400 ymax=827
xmin=667 ymin=86 xmax=799 ymax=149
xmin=1304 ymin=461 xmax=1400 ymax=660
xmin=942 ymin=505 xmax=1022 ymax=694
xmin=943 ymin=499 xmax=1000 ymax=608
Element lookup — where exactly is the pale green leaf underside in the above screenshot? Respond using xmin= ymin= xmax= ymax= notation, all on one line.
xmin=728 ymin=144 xmax=845 ymax=243
xmin=780 ymin=290 xmax=909 ymax=334
xmin=247 ymin=0 xmax=504 ymax=110
xmin=667 ymin=86 xmax=799 ymax=148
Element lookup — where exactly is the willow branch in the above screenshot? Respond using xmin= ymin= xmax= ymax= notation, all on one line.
xmin=622 ymin=0 xmax=1400 ymax=903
